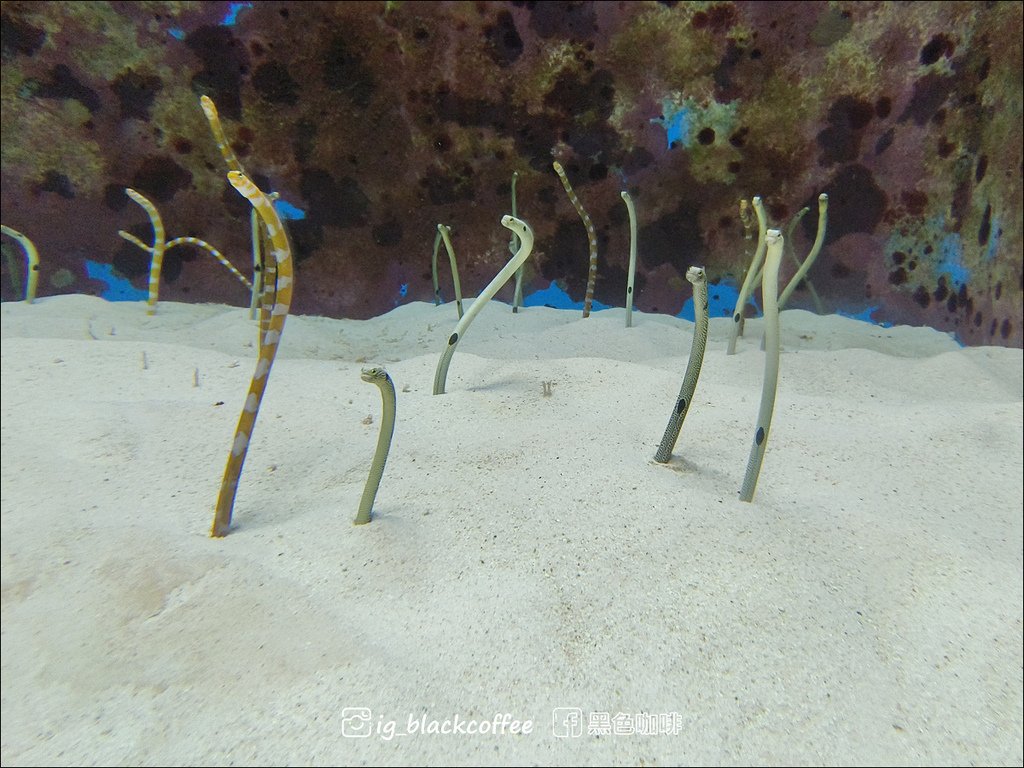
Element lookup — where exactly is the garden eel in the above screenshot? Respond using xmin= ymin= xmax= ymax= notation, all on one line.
xmin=552 ymin=161 xmax=598 ymax=317
xmin=430 ymin=229 xmax=443 ymax=305
xmin=119 ymin=190 xmax=251 ymax=316
xmin=739 ymin=229 xmax=784 ymax=503
xmin=120 ymin=188 xmax=166 ymax=315
xmin=434 ymin=215 xmax=535 ymax=395
xmin=0 ymin=225 xmax=39 ymax=303
xmin=200 ymin=94 xmax=269 ymax=326
xmin=510 ymin=171 xmax=524 ymax=313
xmin=212 ymin=170 xmax=293 ymax=537
xmin=200 ymin=95 xmax=244 ymax=174
xmin=747 ymin=193 xmax=829 ymax=313
xmin=436 ymin=223 xmax=464 ymax=319
xmin=778 ymin=193 xmax=828 ymax=310
xmin=727 ymin=196 xmax=767 ymax=354
xmin=354 ymin=366 xmax=396 ymax=525
xmin=749 ymin=206 xmax=805 ymax=291
xmin=654 ymin=266 xmax=709 ymax=463
xmin=165 ymin=236 xmax=252 ymax=289
xmin=781 ymin=206 xmax=824 ymax=314
xmin=621 ymin=190 xmax=638 ymax=328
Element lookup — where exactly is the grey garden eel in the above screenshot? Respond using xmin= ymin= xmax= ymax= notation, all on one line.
xmin=437 ymin=224 xmax=464 ymax=319
xmin=654 ymin=266 xmax=709 ymax=463
xmin=739 ymin=229 xmax=784 ymax=502
xmin=621 ymin=190 xmax=638 ymax=328
xmin=433 ymin=215 xmax=535 ymax=395
xmin=778 ymin=193 xmax=828 ymax=310
xmin=510 ymin=171 xmax=524 ymax=313
xmin=355 ymin=366 xmax=396 ymax=525
xmin=727 ymin=196 xmax=767 ymax=355
xmin=430 ymin=228 xmax=443 ymax=305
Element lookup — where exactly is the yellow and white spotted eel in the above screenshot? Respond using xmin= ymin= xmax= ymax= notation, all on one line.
xmin=211 ymin=170 xmax=293 ymax=537
xmin=0 ymin=224 xmax=39 ymax=303
xmin=119 ymin=188 xmax=252 ymax=306
xmin=119 ymin=188 xmax=168 ymax=316
xmin=553 ymin=161 xmax=598 ymax=317
xmin=200 ymin=94 xmax=271 ymax=329
xmin=654 ymin=266 xmax=709 ymax=463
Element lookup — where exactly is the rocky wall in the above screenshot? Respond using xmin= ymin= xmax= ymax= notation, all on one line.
xmin=1 ymin=0 xmax=1021 ymax=346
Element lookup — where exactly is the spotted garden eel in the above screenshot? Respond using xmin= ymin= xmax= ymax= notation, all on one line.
xmin=727 ymin=196 xmax=767 ymax=354
xmin=430 ymin=229 xmax=443 ymax=305
xmin=510 ymin=171 xmax=524 ymax=313
xmin=654 ymin=266 xmax=709 ymax=463
xmin=552 ymin=161 xmax=598 ymax=317
xmin=436 ymin=224 xmax=464 ymax=319
xmin=747 ymin=193 xmax=829 ymax=313
xmin=621 ymin=190 xmax=638 ymax=328
xmin=739 ymin=229 xmax=783 ymax=503
xmin=433 ymin=215 xmax=534 ymax=395
xmin=354 ymin=366 xmax=396 ymax=525
xmin=779 ymin=193 xmax=828 ymax=310
xmin=0 ymin=225 xmax=39 ymax=303
xmin=212 ymin=171 xmax=293 ymax=537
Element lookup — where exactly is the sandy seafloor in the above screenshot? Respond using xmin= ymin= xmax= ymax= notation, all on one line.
xmin=1 ymin=294 xmax=1021 ymax=766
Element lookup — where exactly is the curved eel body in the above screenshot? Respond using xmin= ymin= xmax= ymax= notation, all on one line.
xmin=621 ymin=191 xmax=638 ymax=328
xmin=739 ymin=229 xmax=784 ymax=502
xmin=355 ymin=366 xmax=396 ymax=525
xmin=553 ymin=161 xmax=598 ymax=318
xmin=654 ymin=267 xmax=709 ymax=463
xmin=434 ymin=215 xmax=535 ymax=395
xmin=0 ymin=225 xmax=39 ymax=303
xmin=727 ymin=196 xmax=767 ymax=354
xmin=212 ymin=171 xmax=293 ymax=537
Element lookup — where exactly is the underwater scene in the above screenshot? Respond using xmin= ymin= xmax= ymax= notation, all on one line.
xmin=1 ymin=2 xmax=1022 ymax=766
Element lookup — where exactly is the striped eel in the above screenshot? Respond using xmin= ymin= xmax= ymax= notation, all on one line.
xmin=212 ymin=170 xmax=293 ymax=537
xmin=165 ymin=236 xmax=252 ymax=289
xmin=727 ymin=196 xmax=767 ymax=354
xmin=354 ymin=366 xmax=396 ymax=525
xmin=739 ymin=229 xmax=783 ymax=503
xmin=654 ymin=266 xmax=709 ymax=463
xmin=119 ymin=190 xmax=251 ymax=313
xmin=0 ymin=225 xmax=39 ymax=303
xmin=199 ymin=95 xmax=269 ymax=326
xmin=434 ymin=215 xmax=534 ymax=395
xmin=552 ymin=161 xmax=598 ymax=317
xmin=200 ymin=95 xmax=244 ymax=174
xmin=120 ymin=188 xmax=166 ymax=315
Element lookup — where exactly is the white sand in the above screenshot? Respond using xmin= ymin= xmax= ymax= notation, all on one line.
xmin=2 ymin=294 xmax=1021 ymax=766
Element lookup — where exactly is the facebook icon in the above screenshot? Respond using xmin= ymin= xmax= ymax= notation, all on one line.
xmin=551 ymin=707 xmax=584 ymax=738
